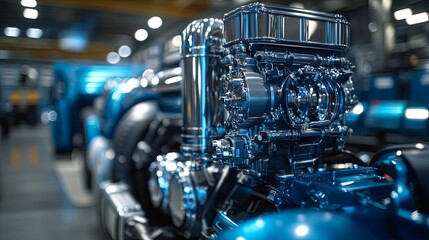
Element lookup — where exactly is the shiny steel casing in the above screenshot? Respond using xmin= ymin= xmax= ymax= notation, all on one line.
xmin=223 ymin=2 xmax=350 ymax=51
xmin=99 ymin=182 xmax=148 ymax=240
xmin=180 ymin=18 xmax=224 ymax=161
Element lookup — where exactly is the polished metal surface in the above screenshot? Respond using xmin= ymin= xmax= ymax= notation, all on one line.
xmin=147 ymin=67 xmax=182 ymax=93
xmin=99 ymin=182 xmax=145 ymax=240
xmin=216 ymin=10 xmax=356 ymax=173
xmin=223 ymin=2 xmax=350 ymax=52
xmin=180 ymin=18 xmax=224 ymax=161
xmin=148 ymin=152 xmax=204 ymax=238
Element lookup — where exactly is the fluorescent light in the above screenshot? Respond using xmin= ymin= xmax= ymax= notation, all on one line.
xmin=406 ymin=12 xmax=429 ymax=25
xmin=106 ymin=52 xmax=120 ymax=64
xmin=405 ymin=108 xmax=429 ymax=120
xmin=148 ymin=16 xmax=162 ymax=29
xmin=394 ymin=8 xmax=412 ymax=20
xmin=118 ymin=45 xmax=132 ymax=58
xmin=23 ymin=8 xmax=38 ymax=19
xmin=134 ymin=29 xmax=148 ymax=41
xmin=4 ymin=27 xmax=20 ymax=37
xmin=21 ymin=0 xmax=37 ymax=8
xmin=26 ymin=28 xmax=43 ymax=38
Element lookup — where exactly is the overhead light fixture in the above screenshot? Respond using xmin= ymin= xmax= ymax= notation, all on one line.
xmin=21 ymin=0 xmax=37 ymax=8
xmin=59 ymin=30 xmax=88 ymax=52
xmin=148 ymin=16 xmax=162 ymax=29
xmin=171 ymin=35 xmax=181 ymax=48
xmin=23 ymin=8 xmax=38 ymax=19
xmin=394 ymin=8 xmax=412 ymax=20
xmin=26 ymin=28 xmax=43 ymax=38
xmin=134 ymin=29 xmax=148 ymax=41
xmin=405 ymin=108 xmax=429 ymax=120
xmin=118 ymin=45 xmax=132 ymax=58
xmin=4 ymin=27 xmax=20 ymax=37
xmin=406 ymin=12 xmax=429 ymax=25
xmin=106 ymin=52 xmax=120 ymax=64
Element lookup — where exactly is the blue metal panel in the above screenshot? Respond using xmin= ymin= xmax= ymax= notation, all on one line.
xmin=51 ymin=61 xmax=147 ymax=152
xmin=365 ymin=100 xmax=406 ymax=130
xmin=367 ymin=73 xmax=397 ymax=101
xmin=410 ymin=70 xmax=429 ymax=107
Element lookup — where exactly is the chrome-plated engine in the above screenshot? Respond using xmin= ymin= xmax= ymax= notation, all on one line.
xmin=214 ymin=15 xmax=356 ymax=175
xmin=149 ymin=4 xmax=357 ymax=237
xmin=144 ymin=3 xmax=428 ymax=240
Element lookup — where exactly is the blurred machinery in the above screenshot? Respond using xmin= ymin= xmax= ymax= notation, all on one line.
xmin=50 ymin=61 xmax=147 ymax=152
xmin=347 ymin=68 xmax=429 ymax=142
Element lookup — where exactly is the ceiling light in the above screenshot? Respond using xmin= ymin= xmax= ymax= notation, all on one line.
xmin=171 ymin=35 xmax=181 ymax=48
xmin=59 ymin=30 xmax=88 ymax=52
xmin=148 ymin=16 xmax=162 ymax=29
xmin=23 ymin=8 xmax=38 ymax=19
xmin=21 ymin=0 xmax=37 ymax=8
xmin=118 ymin=45 xmax=132 ymax=58
xmin=405 ymin=108 xmax=429 ymax=120
xmin=4 ymin=27 xmax=20 ymax=37
xmin=106 ymin=52 xmax=120 ymax=64
xmin=394 ymin=8 xmax=412 ymax=20
xmin=406 ymin=12 xmax=429 ymax=25
xmin=26 ymin=28 xmax=43 ymax=38
xmin=134 ymin=29 xmax=148 ymax=41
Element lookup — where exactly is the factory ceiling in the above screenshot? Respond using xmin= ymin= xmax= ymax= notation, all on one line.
xmin=0 ymin=0 xmax=427 ymax=64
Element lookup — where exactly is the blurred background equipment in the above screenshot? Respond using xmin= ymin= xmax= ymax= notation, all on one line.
xmin=49 ymin=61 xmax=148 ymax=152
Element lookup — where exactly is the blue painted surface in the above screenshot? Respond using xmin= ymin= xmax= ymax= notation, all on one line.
xmin=219 ymin=209 xmax=377 ymax=240
xmin=367 ymin=73 xmax=397 ymax=101
xmin=51 ymin=61 xmax=147 ymax=152
xmin=365 ymin=100 xmax=407 ymax=130
xmin=410 ymin=70 xmax=429 ymax=107
xmin=102 ymin=82 xmax=158 ymax=139
xmin=83 ymin=114 xmax=101 ymax=146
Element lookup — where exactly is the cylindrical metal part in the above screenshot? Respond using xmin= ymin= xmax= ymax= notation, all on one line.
xmin=180 ymin=18 xmax=224 ymax=159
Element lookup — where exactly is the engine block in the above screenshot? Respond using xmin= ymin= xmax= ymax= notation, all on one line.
xmin=142 ymin=3 xmax=429 ymax=240
xmin=212 ymin=3 xmax=357 ymax=176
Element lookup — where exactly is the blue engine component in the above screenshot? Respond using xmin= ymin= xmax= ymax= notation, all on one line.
xmin=85 ymin=67 xmax=182 ymax=190
xmin=51 ymin=61 xmax=147 ymax=152
xmin=96 ymin=3 xmax=429 ymax=240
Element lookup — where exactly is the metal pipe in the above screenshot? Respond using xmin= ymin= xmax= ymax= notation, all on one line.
xmin=180 ymin=18 xmax=224 ymax=161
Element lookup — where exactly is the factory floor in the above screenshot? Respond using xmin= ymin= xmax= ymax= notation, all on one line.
xmin=0 ymin=125 xmax=106 ymax=240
